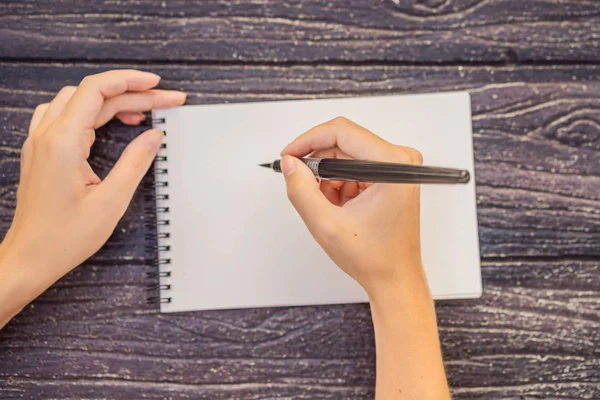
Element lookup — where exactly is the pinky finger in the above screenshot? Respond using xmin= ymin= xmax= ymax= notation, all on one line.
xmin=339 ymin=181 xmax=360 ymax=206
xmin=320 ymin=180 xmax=342 ymax=206
xmin=116 ymin=111 xmax=146 ymax=125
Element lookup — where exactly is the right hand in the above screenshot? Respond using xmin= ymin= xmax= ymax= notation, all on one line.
xmin=281 ymin=117 xmax=427 ymax=301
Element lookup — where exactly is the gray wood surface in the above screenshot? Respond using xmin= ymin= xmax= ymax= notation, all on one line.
xmin=1 ymin=0 xmax=600 ymax=63
xmin=0 ymin=63 xmax=598 ymax=399
xmin=0 ymin=1 xmax=599 ymax=398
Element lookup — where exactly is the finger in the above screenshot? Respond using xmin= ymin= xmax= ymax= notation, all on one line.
xmin=115 ymin=112 xmax=146 ymax=125
xmin=327 ymin=179 xmax=344 ymax=190
xmin=339 ymin=181 xmax=360 ymax=206
xmin=357 ymin=181 xmax=371 ymax=193
xmin=309 ymin=147 xmax=352 ymax=160
xmin=282 ymin=116 xmax=414 ymax=164
xmin=29 ymin=103 xmax=48 ymax=134
xmin=320 ymin=180 xmax=342 ymax=206
xmin=62 ymin=70 xmax=162 ymax=130
xmin=310 ymin=148 xmax=348 ymax=191
xmin=30 ymin=86 xmax=77 ymax=135
xmin=281 ymin=155 xmax=339 ymax=240
xmin=91 ymin=129 xmax=164 ymax=218
xmin=95 ymin=90 xmax=186 ymax=128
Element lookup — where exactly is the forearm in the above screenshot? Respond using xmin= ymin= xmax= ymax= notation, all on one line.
xmin=369 ymin=268 xmax=451 ymax=400
xmin=0 ymin=254 xmax=26 ymax=328
xmin=0 ymin=242 xmax=48 ymax=329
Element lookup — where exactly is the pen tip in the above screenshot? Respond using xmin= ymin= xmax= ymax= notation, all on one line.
xmin=258 ymin=163 xmax=271 ymax=168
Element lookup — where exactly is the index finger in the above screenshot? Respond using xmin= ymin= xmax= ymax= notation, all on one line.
xmin=61 ymin=70 xmax=161 ymax=129
xmin=281 ymin=116 xmax=411 ymax=163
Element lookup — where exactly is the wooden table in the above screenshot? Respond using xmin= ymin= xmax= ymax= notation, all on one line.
xmin=0 ymin=1 xmax=599 ymax=399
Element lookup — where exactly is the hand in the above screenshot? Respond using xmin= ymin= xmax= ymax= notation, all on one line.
xmin=0 ymin=70 xmax=186 ymax=327
xmin=281 ymin=117 xmax=450 ymax=399
xmin=281 ymin=116 xmax=426 ymax=301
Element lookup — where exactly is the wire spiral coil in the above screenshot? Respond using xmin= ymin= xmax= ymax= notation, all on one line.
xmin=144 ymin=117 xmax=172 ymax=305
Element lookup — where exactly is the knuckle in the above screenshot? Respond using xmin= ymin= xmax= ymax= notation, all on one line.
xmin=59 ymin=85 xmax=77 ymax=95
xmin=408 ymin=148 xmax=423 ymax=165
xmin=394 ymin=146 xmax=422 ymax=165
xmin=34 ymin=103 xmax=49 ymax=114
xmin=330 ymin=116 xmax=351 ymax=126
xmin=21 ymin=137 xmax=34 ymax=156
xmin=79 ymin=75 xmax=98 ymax=89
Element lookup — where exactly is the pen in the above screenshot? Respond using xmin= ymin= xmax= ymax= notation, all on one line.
xmin=259 ymin=158 xmax=470 ymax=184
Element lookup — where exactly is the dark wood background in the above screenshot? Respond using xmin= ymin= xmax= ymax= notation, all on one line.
xmin=0 ymin=1 xmax=599 ymax=399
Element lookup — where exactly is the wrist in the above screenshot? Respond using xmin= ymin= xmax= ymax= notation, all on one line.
xmin=0 ymin=241 xmax=47 ymax=328
xmin=368 ymin=284 xmax=434 ymax=330
xmin=365 ymin=259 xmax=432 ymax=309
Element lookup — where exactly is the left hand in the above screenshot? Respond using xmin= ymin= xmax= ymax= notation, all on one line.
xmin=0 ymin=70 xmax=186 ymax=327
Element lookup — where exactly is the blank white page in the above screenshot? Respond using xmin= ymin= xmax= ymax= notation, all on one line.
xmin=153 ymin=92 xmax=481 ymax=313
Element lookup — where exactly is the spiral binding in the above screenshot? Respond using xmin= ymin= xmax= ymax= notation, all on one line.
xmin=144 ymin=115 xmax=172 ymax=305
xmin=141 ymin=117 xmax=166 ymax=126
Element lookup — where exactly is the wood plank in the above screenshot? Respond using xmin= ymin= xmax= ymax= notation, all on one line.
xmin=0 ymin=260 xmax=597 ymax=399
xmin=1 ymin=0 xmax=600 ymax=63
xmin=0 ymin=63 xmax=598 ymax=399
xmin=0 ymin=63 xmax=598 ymax=258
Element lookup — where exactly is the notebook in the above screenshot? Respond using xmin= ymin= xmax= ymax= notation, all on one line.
xmin=149 ymin=91 xmax=481 ymax=313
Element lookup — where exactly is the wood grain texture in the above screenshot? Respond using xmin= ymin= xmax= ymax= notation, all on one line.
xmin=0 ymin=259 xmax=598 ymax=399
xmin=1 ymin=63 xmax=598 ymax=257
xmin=0 ymin=63 xmax=598 ymax=399
xmin=1 ymin=0 xmax=600 ymax=63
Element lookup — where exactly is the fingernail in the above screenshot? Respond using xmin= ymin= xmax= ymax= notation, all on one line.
xmin=145 ymin=129 xmax=164 ymax=151
xmin=147 ymin=72 xmax=161 ymax=81
xmin=166 ymin=91 xmax=187 ymax=103
xmin=281 ymin=155 xmax=296 ymax=178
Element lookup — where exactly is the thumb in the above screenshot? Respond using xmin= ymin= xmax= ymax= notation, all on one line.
xmin=282 ymin=156 xmax=336 ymax=236
xmin=93 ymin=128 xmax=163 ymax=216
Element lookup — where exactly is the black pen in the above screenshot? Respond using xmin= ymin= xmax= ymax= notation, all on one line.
xmin=259 ymin=158 xmax=470 ymax=184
